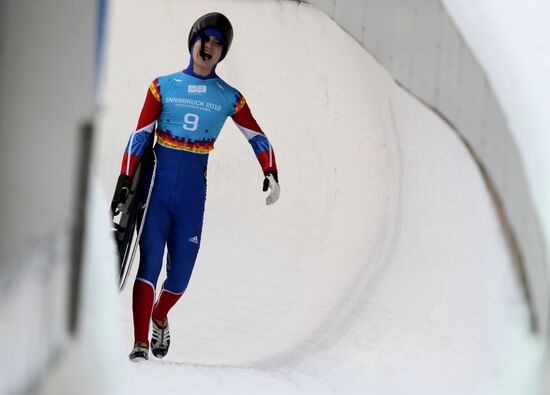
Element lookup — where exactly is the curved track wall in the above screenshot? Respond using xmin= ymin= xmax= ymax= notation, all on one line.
xmin=305 ymin=0 xmax=548 ymax=334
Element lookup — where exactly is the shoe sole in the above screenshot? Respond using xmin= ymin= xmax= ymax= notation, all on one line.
xmin=151 ymin=350 xmax=168 ymax=359
xmin=129 ymin=356 xmax=148 ymax=363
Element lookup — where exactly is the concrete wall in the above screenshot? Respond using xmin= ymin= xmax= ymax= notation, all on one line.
xmin=0 ymin=1 xmax=98 ymax=393
xmin=0 ymin=0 xmax=96 ymax=265
xmin=305 ymin=0 xmax=548 ymax=334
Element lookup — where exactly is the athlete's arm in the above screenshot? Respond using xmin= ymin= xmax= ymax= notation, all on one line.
xmin=120 ymin=79 xmax=162 ymax=177
xmin=231 ymin=94 xmax=277 ymax=175
xmin=231 ymin=94 xmax=279 ymax=205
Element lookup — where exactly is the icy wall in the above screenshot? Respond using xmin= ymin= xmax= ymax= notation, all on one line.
xmin=305 ymin=0 xmax=549 ymax=334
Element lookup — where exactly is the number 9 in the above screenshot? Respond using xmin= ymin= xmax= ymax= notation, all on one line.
xmin=183 ymin=113 xmax=199 ymax=131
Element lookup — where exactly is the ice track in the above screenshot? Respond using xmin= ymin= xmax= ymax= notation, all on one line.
xmin=43 ymin=1 xmax=544 ymax=394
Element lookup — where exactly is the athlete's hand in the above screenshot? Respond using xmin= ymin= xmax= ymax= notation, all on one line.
xmin=262 ymin=171 xmax=280 ymax=206
xmin=111 ymin=174 xmax=133 ymax=214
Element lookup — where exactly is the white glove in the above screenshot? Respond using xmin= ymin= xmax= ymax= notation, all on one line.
xmin=263 ymin=172 xmax=280 ymax=206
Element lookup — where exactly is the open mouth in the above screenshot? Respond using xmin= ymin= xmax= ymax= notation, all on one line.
xmin=200 ymin=50 xmax=212 ymax=61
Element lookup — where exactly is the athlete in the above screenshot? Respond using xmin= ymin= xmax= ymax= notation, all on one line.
xmin=110 ymin=12 xmax=280 ymax=362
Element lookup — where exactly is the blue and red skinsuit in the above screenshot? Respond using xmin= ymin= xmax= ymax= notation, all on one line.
xmin=121 ymin=66 xmax=277 ymax=346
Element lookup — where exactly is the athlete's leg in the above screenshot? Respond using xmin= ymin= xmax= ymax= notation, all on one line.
xmin=132 ymin=279 xmax=155 ymax=348
xmin=152 ymin=209 xmax=205 ymax=322
xmin=151 ymin=262 xmax=184 ymax=323
xmin=152 ymin=179 xmax=206 ymax=320
xmin=132 ymin=194 xmax=171 ymax=346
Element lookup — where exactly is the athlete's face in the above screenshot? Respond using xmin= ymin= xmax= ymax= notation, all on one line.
xmin=192 ymin=35 xmax=223 ymax=75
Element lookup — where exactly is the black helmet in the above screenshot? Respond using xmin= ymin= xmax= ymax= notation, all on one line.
xmin=188 ymin=12 xmax=233 ymax=62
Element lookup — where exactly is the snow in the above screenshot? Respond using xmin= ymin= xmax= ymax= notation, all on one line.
xmin=40 ymin=0 xmax=547 ymax=394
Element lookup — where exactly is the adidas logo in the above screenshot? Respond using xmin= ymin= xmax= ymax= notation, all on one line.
xmin=188 ymin=236 xmax=199 ymax=244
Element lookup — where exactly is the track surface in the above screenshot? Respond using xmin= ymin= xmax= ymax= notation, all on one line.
xmin=90 ymin=1 xmax=543 ymax=393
